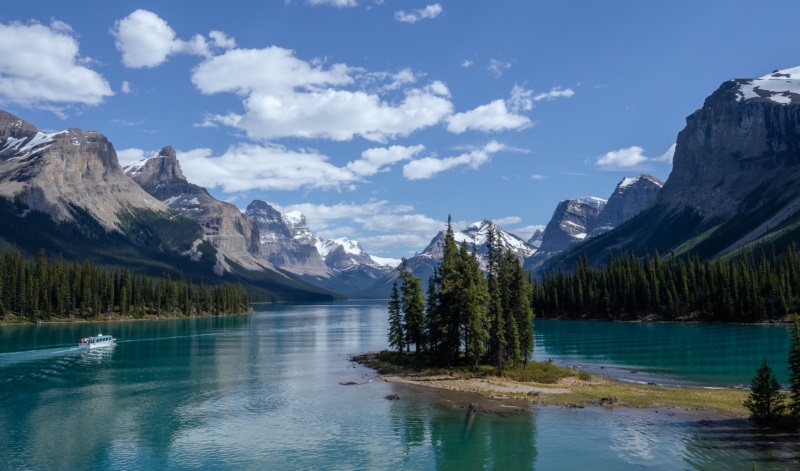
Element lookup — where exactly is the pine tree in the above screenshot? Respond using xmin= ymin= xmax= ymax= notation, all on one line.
xmin=744 ymin=359 xmax=785 ymax=424
xmin=387 ymin=281 xmax=404 ymax=353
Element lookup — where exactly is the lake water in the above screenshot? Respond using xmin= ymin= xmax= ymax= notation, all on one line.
xmin=1 ymin=300 xmax=798 ymax=470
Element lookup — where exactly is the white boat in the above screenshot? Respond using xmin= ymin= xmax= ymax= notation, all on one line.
xmin=78 ymin=332 xmax=116 ymax=349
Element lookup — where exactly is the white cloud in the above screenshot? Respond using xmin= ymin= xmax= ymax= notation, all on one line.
xmin=493 ymin=216 xmax=522 ymax=226
xmin=346 ymin=144 xmax=425 ymax=176
xmin=0 ymin=20 xmax=113 ymax=109
xmin=192 ymin=47 xmax=453 ymax=142
xmin=306 ymin=0 xmax=358 ymax=7
xmin=461 ymin=60 xmax=474 ymax=68
xmin=356 ymin=213 xmax=443 ymax=233
xmin=511 ymin=224 xmax=546 ymax=241
xmin=177 ymin=144 xmax=359 ymax=192
xmin=656 ymin=143 xmax=676 ymax=164
xmin=488 ymin=58 xmax=511 ymax=78
xmin=531 ymin=174 xmax=547 ymax=180
xmin=112 ymin=10 xmax=236 ymax=68
xmin=596 ymin=143 xmax=675 ymax=169
xmin=121 ymin=81 xmax=131 ymax=94
xmin=272 ymin=200 xmax=414 ymax=232
xmin=395 ymin=4 xmax=443 ymax=23
xmin=596 ymin=146 xmax=648 ymax=168
xmin=116 ymin=148 xmax=156 ymax=166
xmin=447 ymin=99 xmax=531 ymax=134
xmin=403 ymin=141 xmax=504 ymax=179
xmin=533 ymin=87 xmax=575 ymax=101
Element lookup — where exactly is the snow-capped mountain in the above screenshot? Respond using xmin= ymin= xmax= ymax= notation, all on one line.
xmin=379 ymin=220 xmax=536 ymax=293
xmin=246 ymin=201 xmax=392 ymax=296
xmin=553 ymin=66 xmax=800 ymax=267
xmin=524 ymin=175 xmax=663 ymax=272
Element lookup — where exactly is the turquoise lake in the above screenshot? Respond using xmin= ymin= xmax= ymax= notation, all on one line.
xmin=1 ymin=300 xmax=798 ymax=470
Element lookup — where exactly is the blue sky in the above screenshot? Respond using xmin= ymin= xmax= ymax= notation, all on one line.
xmin=2 ymin=1 xmax=800 ymax=262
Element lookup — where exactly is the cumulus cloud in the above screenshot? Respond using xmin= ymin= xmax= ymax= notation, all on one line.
xmin=273 ymin=200 xmax=415 ymax=232
xmin=346 ymin=144 xmax=425 ymax=176
xmin=447 ymin=99 xmax=531 ymax=134
xmin=121 ymin=81 xmax=132 ymax=94
xmin=461 ymin=60 xmax=474 ymax=68
xmin=0 ymin=20 xmax=113 ymax=109
xmin=112 ymin=10 xmax=236 ymax=68
xmin=403 ymin=141 xmax=505 ymax=180
xmin=395 ymin=4 xmax=443 ymax=23
xmin=192 ymin=46 xmax=453 ymax=142
xmin=174 ymin=144 xmax=359 ymax=192
xmin=596 ymin=144 xmax=675 ymax=169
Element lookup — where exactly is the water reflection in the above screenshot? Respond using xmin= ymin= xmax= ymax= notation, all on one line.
xmin=1 ymin=303 xmax=799 ymax=469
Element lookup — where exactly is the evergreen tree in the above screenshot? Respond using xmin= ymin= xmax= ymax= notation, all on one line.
xmin=387 ymin=281 xmax=405 ymax=353
xmin=435 ymin=215 xmax=464 ymax=364
xmin=788 ymin=314 xmax=800 ymax=420
xmin=459 ymin=243 xmax=488 ymax=370
xmin=744 ymin=359 xmax=785 ymax=424
xmin=400 ymin=258 xmax=426 ymax=354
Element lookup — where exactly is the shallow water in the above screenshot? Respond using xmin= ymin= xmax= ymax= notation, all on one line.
xmin=0 ymin=301 xmax=798 ymax=470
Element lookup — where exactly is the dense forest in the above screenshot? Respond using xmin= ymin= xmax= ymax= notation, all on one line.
xmin=0 ymin=249 xmax=251 ymax=322
xmin=532 ymin=247 xmax=800 ymax=322
xmin=388 ymin=217 xmax=535 ymax=371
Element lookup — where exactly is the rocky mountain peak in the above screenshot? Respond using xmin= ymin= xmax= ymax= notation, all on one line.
xmin=0 ymin=110 xmax=168 ymax=230
xmin=124 ymin=145 xmax=187 ymax=187
xmin=589 ymin=174 xmax=663 ymax=237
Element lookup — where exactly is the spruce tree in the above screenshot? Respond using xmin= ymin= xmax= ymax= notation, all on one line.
xmin=460 ymin=243 xmax=488 ymax=370
xmin=744 ymin=359 xmax=785 ymax=424
xmin=387 ymin=281 xmax=405 ymax=353
xmin=399 ymin=258 xmax=426 ymax=354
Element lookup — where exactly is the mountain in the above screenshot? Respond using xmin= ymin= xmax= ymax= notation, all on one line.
xmin=246 ymin=202 xmax=393 ymax=296
xmin=525 ymin=175 xmax=663 ymax=271
xmin=0 ymin=110 xmax=332 ymax=301
xmin=523 ymin=197 xmax=607 ymax=271
xmin=0 ymin=110 xmax=168 ymax=230
xmin=378 ymin=220 xmax=536 ymax=292
xmin=550 ymin=66 xmax=800 ymax=269
xmin=588 ymin=174 xmax=664 ymax=237
xmin=125 ymin=147 xmax=270 ymax=275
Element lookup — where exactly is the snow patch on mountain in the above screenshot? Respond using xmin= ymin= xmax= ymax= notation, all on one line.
xmin=736 ymin=66 xmax=800 ymax=105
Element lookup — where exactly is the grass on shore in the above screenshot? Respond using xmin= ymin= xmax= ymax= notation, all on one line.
xmin=354 ymin=351 xmax=750 ymax=417
xmin=356 ymin=350 xmax=591 ymax=383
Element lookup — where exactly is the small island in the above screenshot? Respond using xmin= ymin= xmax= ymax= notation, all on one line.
xmin=357 ymin=217 xmax=800 ymax=430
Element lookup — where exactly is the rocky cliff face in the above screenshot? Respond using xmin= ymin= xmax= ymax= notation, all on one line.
xmin=524 ymin=197 xmax=606 ymax=270
xmin=247 ymin=204 xmax=392 ymax=296
xmin=0 ymin=110 xmax=168 ymax=230
xmin=549 ymin=67 xmax=800 ymax=269
xmin=658 ymin=71 xmax=800 ymax=221
xmin=589 ymin=174 xmax=663 ymax=237
xmin=245 ymin=201 xmax=329 ymax=276
xmin=525 ymin=175 xmax=662 ymax=271
xmin=125 ymin=147 xmax=270 ymax=273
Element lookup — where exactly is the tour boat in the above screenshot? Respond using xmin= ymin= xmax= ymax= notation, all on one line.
xmin=78 ymin=332 xmax=116 ymax=349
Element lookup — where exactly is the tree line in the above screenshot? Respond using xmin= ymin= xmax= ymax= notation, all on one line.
xmin=0 ymin=249 xmax=251 ymax=322
xmin=388 ymin=217 xmax=535 ymax=371
xmin=532 ymin=247 xmax=800 ymax=322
